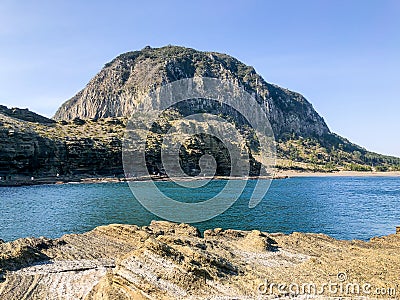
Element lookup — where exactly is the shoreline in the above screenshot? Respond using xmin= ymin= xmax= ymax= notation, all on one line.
xmin=275 ymin=170 xmax=400 ymax=178
xmin=1 ymin=170 xmax=399 ymax=187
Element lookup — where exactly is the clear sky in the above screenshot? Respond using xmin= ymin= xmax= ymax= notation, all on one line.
xmin=0 ymin=0 xmax=399 ymax=157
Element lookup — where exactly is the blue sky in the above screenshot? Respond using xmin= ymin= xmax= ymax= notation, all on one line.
xmin=0 ymin=0 xmax=399 ymax=156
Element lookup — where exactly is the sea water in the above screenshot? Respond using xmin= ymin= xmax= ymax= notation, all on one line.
xmin=0 ymin=177 xmax=399 ymax=241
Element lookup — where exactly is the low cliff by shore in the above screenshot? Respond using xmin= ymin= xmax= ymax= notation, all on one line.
xmin=0 ymin=221 xmax=399 ymax=299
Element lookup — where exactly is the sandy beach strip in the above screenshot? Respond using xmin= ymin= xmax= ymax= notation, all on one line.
xmin=275 ymin=170 xmax=400 ymax=178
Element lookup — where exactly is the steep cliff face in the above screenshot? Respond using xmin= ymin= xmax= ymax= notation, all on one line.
xmin=0 ymin=130 xmax=64 ymax=178
xmin=0 ymin=111 xmax=124 ymax=180
xmin=54 ymin=45 xmax=330 ymax=139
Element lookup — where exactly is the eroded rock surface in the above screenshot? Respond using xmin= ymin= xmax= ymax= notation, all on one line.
xmin=0 ymin=112 xmax=125 ymax=181
xmin=0 ymin=221 xmax=399 ymax=299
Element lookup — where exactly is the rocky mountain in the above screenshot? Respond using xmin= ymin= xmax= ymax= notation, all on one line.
xmin=1 ymin=46 xmax=400 ymax=183
xmin=54 ymin=45 xmax=329 ymax=139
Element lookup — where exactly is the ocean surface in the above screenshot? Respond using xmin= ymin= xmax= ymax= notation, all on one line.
xmin=0 ymin=177 xmax=399 ymax=242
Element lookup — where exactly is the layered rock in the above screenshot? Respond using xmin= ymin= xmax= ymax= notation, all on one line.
xmin=0 ymin=221 xmax=399 ymax=299
xmin=0 ymin=111 xmax=124 ymax=181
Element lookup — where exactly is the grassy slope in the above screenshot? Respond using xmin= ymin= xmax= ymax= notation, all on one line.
xmin=277 ymin=134 xmax=400 ymax=172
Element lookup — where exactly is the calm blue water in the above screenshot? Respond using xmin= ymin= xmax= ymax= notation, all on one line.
xmin=0 ymin=177 xmax=399 ymax=242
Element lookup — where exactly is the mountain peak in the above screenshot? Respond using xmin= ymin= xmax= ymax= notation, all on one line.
xmin=54 ymin=45 xmax=329 ymax=139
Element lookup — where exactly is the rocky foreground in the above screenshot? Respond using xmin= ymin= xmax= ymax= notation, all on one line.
xmin=0 ymin=221 xmax=399 ymax=299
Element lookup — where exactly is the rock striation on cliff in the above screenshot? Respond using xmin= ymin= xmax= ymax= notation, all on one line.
xmin=0 ymin=221 xmax=399 ymax=299
xmin=0 ymin=111 xmax=124 ymax=181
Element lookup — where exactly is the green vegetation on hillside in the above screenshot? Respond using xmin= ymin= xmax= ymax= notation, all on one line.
xmin=31 ymin=117 xmax=400 ymax=172
xmin=276 ymin=133 xmax=400 ymax=172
